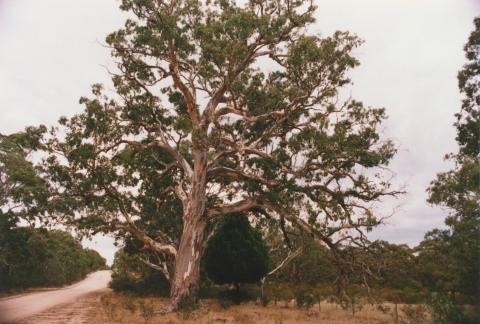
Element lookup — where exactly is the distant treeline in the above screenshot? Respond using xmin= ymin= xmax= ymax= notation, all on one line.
xmin=0 ymin=223 xmax=106 ymax=292
xmin=110 ymin=234 xmax=477 ymax=306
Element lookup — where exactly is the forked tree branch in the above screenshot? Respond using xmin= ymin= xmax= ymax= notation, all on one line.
xmin=266 ymin=245 xmax=303 ymax=277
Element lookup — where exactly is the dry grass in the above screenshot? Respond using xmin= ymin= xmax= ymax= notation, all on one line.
xmin=86 ymin=292 xmax=403 ymax=324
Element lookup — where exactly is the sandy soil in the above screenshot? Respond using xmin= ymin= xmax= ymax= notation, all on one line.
xmin=14 ymin=289 xmax=109 ymax=324
xmin=0 ymin=270 xmax=111 ymax=323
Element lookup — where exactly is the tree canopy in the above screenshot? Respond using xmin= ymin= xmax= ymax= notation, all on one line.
xmin=41 ymin=0 xmax=400 ymax=308
xmin=0 ymin=129 xmax=48 ymax=226
xmin=426 ymin=15 xmax=480 ymax=304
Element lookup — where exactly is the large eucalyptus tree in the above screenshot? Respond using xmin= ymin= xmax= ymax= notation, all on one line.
xmin=45 ymin=0 xmax=399 ymax=308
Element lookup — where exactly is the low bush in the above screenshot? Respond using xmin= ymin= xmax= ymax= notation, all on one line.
xmin=428 ymin=293 xmax=470 ymax=324
xmin=109 ymin=249 xmax=170 ymax=296
xmin=293 ymin=284 xmax=316 ymax=308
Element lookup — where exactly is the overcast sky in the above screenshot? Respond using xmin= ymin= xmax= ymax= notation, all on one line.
xmin=0 ymin=0 xmax=478 ymax=264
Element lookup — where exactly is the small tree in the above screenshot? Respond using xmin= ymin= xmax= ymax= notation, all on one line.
xmin=204 ymin=214 xmax=268 ymax=293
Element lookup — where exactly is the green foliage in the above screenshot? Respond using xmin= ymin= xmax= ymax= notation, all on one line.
xmin=425 ymin=16 xmax=480 ymax=305
xmin=109 ymin=249 xmax=170 ymax=296
xmin=204 ymin=214 xmax=268 ymax=287
xmin=265 ymin=231 xmax=430 ymax=305
xmin=428 ymin=293 xmax=470 ymax=324
xmin=38 ymin=0 xmax=401 ymax=306
xmin=199 ymin=281 xmax=260 ymax=304
xmin=293 ymin=284 xmax=316 ymax=308
xmin=355 ymin=241 xmax=429 ymax=304
xmin=42 ymin=0 xmax=398 ymax=293
xmin=218 ymin=292 xmax=236 ymax=309
xmin=268 ymin=234 xmax=336 ymax=285
xmin=0 ymin=131 xmax=105 ymax=291
xmin=341 ymin=284 xmax=368 ymax=316
xmin=263 ymin=282 xmax=294 ymax=305
xmin=215 ymin=286 xmax=258 ymax=306
xmin=0 ymin=131 xmax=48 ymax=225
xmin=456 ymin=16 xmax=479 ymax=158
xmin=0 ymin=227 xmax=105 ymax=291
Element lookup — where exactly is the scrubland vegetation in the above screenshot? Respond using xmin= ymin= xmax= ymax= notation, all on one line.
xmin=108 ymin=233 xmax=478 ymax=323
xmin=0 ymin=1 xmax=478 ymax=323
xmin=0 ymin=225 xmax=106 ymax=292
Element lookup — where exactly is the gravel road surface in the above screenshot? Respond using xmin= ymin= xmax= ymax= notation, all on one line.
xmin=0 ymin=270 xmax=111 ymax=323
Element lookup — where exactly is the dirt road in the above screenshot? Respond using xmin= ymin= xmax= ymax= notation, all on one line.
xmin=0 ymin=270 xmax=111 ymax=323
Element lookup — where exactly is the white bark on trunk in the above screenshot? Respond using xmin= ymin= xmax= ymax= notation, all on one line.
xmin=169 ymin=148 xmax=208 ymax=308
xmin=169 ymin=215 xmax=207 ymax=307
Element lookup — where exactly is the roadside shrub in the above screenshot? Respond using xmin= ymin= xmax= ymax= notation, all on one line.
xmin=294 ymin=285 xmax=316 ymax=308
xmin=218 ymin=292 xmax=235 ymax=309
xmin=0 ymin=227 xmax=106 ymax=291
xmin=215 ymin=284 xmax=258 ymax=306
xmin=312 ymin=283 xmax=333 ymax=311
xmin=428 ymin=293 xmax=469 ymax=324
xmin=109 ymin=249 xmax=170 ymax=296
xmin=336 ymin=284 xmax=367 ymax=316
xmin=260 ymin=294 xmax=270 ymax=306
xmin=109 ymin=273 xmax=137 ymax=292
xmin=264 ymin=282 xmax=294 ymax=306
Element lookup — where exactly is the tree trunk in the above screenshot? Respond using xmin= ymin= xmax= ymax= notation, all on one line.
xmin=394 ymin=302 xmax=398 ymax=323
xmin=169 ymin=147 xmax=208 ymax=309
xmin=169 ymin=215 xmax=207 ymax=308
